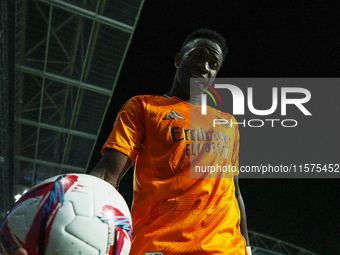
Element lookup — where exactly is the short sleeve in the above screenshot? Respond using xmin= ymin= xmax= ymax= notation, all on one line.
xmin=102 ymin=96 xmax=145 ymax=162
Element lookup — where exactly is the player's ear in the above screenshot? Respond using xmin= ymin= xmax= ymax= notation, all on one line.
xmin=174 ymin=53 xmax=182 ymax=68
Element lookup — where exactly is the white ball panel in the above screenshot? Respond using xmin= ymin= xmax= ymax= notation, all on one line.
xmin=5 ymin=198 xmax=41 ymax=242
xmin=46 ymin=201 xmax=98 ymax=255
xmin=65 ymin=215 xmax=108 ymax=254
xmin=46 ymin=230 xmax=99 ymax=255
xmin=67 ymin=188 xmax=94 ymax=218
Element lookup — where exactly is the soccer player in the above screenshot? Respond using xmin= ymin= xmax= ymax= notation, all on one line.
xmin=90 ymin=29 xmax=252 ymax=255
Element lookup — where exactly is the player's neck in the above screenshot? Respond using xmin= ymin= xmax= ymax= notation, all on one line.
xmin=168 ymin=81 xmax=201 ymax=105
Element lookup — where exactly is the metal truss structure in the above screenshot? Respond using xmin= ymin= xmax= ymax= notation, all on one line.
xmin=0 ymin=0 xmax=145 ymax=219
xmin=1 ymin=0 xmax=13 ymax=221
xmin=249 ymin=231 xmax=317 ymax=255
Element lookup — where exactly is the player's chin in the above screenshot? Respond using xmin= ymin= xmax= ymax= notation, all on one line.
xmin=189 ymin=81 xmax=204 ymax=91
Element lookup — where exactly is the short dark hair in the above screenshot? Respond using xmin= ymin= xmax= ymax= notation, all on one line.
xmin=181 ymin=28 xmax=228 ymax=59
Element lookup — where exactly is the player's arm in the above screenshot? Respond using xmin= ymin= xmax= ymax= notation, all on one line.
xmin=89 ymin=148 xmax=132 ymax=189
xmin=234 ymin=176 xmax=251 ymax=249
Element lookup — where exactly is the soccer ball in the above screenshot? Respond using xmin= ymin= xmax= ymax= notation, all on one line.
xmin=0 ymin=174 xmax=133 ymax=255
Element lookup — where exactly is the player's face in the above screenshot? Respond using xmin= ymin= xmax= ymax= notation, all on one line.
xmin=174 ymin=38 xmax=223 ymax=94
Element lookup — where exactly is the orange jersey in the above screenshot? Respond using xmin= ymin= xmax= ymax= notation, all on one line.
xmin=103 ymin=95 xmax=247 ymax=254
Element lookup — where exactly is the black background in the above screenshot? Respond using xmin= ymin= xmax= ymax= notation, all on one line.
xmin=88 ymin=1 xmax=340 ymax=254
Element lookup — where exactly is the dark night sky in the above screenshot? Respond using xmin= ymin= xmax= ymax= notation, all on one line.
xmin=89 ymin=1 xmax=340 ymax=254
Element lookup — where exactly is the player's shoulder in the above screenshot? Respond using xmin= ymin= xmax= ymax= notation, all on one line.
xmin=128 ymin=94 xmax=166 ymax=101
xmin=209 ymin=107 xmax=240 ymax=129
xmin=119 ymin=95 xmax=170 ymax=113
xmin=210 ymin=107 xmax=236 ymax=120
xmin=128 ymin=94 xmax=173 ymax=106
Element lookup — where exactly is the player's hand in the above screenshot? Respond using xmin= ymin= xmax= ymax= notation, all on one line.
xmin=16 ymin=248 xmax=28 ymax=255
